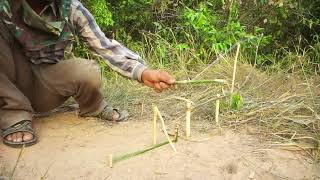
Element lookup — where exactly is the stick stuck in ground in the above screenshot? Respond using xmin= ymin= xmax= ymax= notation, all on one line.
xmin=215 ymin=94 xmax=220 ymax=125
xmin=231 ymin=44 xmax=241 ymax=95
xmin=109 ymin=154 xmax=113 ymax=168
xmin=152 ymin=104 xmax=157 ymax=145
xmin=186 ymin=102 xmax=192 ymax=138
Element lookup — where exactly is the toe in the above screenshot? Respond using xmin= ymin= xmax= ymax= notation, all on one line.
xmin=12 ymin=133 xmax=17 ymax=142
xmin=16 ymin=132 xmax=23 ymax=142
xmin=5 ymin=134 xmax=13 ymax=141
xmin=23 ymin=132 xmax=33 ymax=142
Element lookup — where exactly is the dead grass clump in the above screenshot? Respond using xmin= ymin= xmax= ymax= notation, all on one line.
xmin=187 ymin=59 xmax=320 ymax=161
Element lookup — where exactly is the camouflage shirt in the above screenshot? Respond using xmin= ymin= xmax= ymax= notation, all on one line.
xmin=0 ymin=0 xmax=147 ymax=82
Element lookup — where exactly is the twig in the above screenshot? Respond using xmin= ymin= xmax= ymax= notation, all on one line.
xmin=10 ymin=145 xmax=25 ymax=180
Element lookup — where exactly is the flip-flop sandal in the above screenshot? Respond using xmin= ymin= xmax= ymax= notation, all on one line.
xmin=97 ymin=106 xmax=129 ymax=122
xmin=2 ymin=120 xmax=38 ymax=148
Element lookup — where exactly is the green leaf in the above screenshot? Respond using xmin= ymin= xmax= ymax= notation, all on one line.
xmin=231 ymin=93 xmax=243 ymax=110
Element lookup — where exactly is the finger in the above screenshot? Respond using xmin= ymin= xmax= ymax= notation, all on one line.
xmin=158 ymin=71 xmax=175 ymax=84
xmin=159 ymin=82 xmax=170 ymax=90
xmin=143 ymin=80 xmax=155 ymax=89
xmin=154 ymin=83 xmax=163 ymax=93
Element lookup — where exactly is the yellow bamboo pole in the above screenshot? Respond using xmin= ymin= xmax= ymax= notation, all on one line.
xmin=152 ymin=104 xmax=157 ymax=145
xmin=215 ymin=94 xmax=220 ymax=125
xmin=186 ymin=102 xmax=192 ymax=138
xmin=231 ymin=44 xmax=241 ymax=95
xmin=109 ymin=154 xmax=113 ymax=168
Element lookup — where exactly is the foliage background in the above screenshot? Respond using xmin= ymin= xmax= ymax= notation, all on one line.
xmin=80 ymin=0 xmax=320 ymax=72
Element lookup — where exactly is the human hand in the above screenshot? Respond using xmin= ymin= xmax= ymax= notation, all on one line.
xmin=141 ymin=69 xmax=175 ymax=93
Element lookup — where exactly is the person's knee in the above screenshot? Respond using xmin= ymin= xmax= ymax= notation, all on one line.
xmin=74 ymin=60 xmax=102 ymax=89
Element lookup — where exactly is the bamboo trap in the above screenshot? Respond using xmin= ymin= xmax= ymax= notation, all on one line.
xmin=109 ymin=106 xmax=178 ymax=167
xmin=175 ymin=79 xmax=227 ymax=85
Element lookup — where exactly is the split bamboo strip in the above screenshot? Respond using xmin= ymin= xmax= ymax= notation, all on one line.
xmin=176 ymin=79 xmax=227 ymax=85
xmin=154 ymin=106 xmax=177 ymax=153
xmin=186 ymin=102 xmax=192 ymax=138
xmin=152 ymin=105 xmax=157 ymax=145
xmin=109 ymin=154 xmax=113 ymax=168
xmin=231 ymin=44 xmax=241 ymax=94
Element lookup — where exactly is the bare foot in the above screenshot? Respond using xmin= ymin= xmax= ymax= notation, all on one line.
xmin=5 ymin=132 xmax=33 ymax=143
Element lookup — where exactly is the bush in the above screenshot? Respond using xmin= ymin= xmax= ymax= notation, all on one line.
xmin=78 ymin=0 xmax=319 ymax=71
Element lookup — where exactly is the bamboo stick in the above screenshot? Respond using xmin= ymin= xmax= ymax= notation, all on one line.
xmin=154 ymin=106 xmax=177 ymax=153
xmin=152 ymin=104 xmax=157 ymax=145
xmin=113 ymin=140 xmax=171 ymax=164
xmin=231 ymin=44 xmax=241 ymax=94
xmin=174 ymin=124 xmax=179 ymax=143
xmin=175 ymin=79 xmax=227 ymax=85
xmin=109 ymin=154 xmax=113 ymax=168
xmin=215 ymin=94 xmax=220 ymax=125
xmin=186 ymin=102 xmax=192 ymax=138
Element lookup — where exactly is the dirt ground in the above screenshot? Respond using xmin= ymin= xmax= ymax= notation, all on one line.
xmin=0 ymin=111 xmax=319 ymax=180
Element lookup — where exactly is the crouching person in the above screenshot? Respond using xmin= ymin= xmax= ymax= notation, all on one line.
xmin=0 ymin=0 xmax=175 ymax=148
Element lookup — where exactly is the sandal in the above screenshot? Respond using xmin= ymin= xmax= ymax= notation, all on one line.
xmin=96 ymin=106 xmax=129 ymax=122
xmin=2 ymin=120 xmax=38 ymax=148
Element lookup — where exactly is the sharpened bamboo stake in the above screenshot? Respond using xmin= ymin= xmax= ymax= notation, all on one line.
xmin=215 ymin=94 xmax=220 ymax=125
xmin=154 ymin=106 xmax=177 ymax=153
xmin=152 ymin=105 xmax=157 ymax=145
xmin=186 ymin=102 xmax=192 ymax=138
xmin=109 ymin=154 xmax=113 ymax=168
xmin=231 ymin=44 xmax=241 ymax=94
